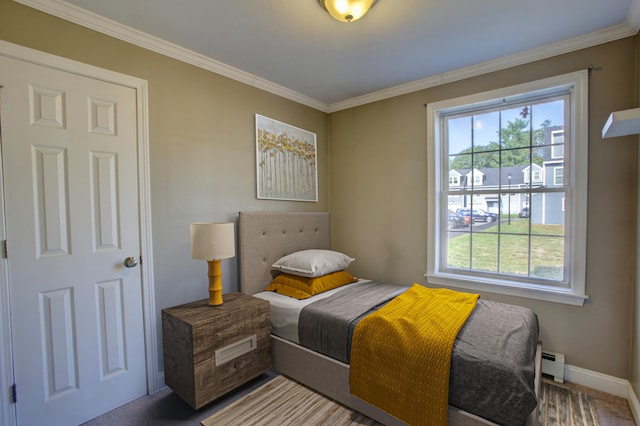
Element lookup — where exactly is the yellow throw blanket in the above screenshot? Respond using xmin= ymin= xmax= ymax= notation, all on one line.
xmin=349 ymin=284 xmax=479 ymax=426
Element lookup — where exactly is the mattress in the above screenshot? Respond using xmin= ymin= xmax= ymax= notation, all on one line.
xmin=255 ymin=280 xmax=540 ymax=425
xmin=253 ymin=279 xmax=369 ymax=343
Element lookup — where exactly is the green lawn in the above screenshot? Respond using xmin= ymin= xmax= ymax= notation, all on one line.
xmin=447 ymin=218 xmax=565 ymax=280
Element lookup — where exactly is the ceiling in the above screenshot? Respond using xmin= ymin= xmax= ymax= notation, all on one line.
xmin=18 ymin=0 xmax=640 ymax=112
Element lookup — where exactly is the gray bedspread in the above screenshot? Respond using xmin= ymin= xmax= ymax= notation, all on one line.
xmin=298 ymin=281 xmax=407 ymax=362
xmin=298 ymin=282 xmax=539 ymax=426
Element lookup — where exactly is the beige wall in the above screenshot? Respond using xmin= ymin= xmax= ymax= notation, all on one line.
xmin=1 ymin=1 xmax=638 ymax=381
xmin=0 ymin=1 xmax=329 ymax=374
xmin=329 ymin=38 xmax=638 ymax=378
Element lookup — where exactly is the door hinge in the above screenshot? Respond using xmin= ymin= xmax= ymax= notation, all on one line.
xmin=10 ymin=383 xmax=16 ymax=403
xmin=1 ymin=240 xmax=6 ymax=259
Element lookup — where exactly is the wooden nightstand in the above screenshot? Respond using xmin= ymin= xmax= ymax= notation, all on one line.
xmin=162 ymin=292 xmax=271 ymax=409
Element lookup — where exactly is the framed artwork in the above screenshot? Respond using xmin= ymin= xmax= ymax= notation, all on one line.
xmin=255 ymin=114 xmax=318 ymax=202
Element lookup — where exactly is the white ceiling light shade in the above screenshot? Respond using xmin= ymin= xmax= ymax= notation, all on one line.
xmin=319 ymin=0 xmax=379 ymax=23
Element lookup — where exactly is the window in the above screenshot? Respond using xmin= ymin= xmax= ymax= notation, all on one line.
xmin=426 ymin=71 xmax=588 ymax=306
xmin=554 ymin=167 xmax=563 ymax=186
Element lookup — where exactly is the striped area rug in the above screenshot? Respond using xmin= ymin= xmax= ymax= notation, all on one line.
xmin=540 ymin=381 xmax=600 ymax=426
xmin=201 ymin=375 xmax=600 ymax=426
xmin=201 ymin=375 xmax=380 ymax=426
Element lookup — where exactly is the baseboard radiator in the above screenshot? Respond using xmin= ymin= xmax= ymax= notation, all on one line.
xmin=541 ymin=350 xmax=565 ymax=383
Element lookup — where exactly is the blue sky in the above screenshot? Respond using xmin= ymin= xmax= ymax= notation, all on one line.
xmin=447 ymin=99 xmax=564 ymax=156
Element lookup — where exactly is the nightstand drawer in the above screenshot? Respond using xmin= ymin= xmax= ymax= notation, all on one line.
xmin=162 ymin=292 xmax=271 ymax=409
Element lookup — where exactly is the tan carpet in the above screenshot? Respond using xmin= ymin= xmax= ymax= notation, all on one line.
xmin=202 ymin=375 xmax=600 ymax=426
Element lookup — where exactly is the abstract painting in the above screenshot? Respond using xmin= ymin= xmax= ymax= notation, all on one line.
xmin=255 ymin=114 xmax=317 ymax=202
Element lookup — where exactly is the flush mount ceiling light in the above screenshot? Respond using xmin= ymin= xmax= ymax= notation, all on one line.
xmin=318 ymin=0 xmax=379 ymax=23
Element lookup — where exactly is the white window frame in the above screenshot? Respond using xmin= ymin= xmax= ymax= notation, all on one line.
xmin=426 ymin=71 xmax=588 ymax=306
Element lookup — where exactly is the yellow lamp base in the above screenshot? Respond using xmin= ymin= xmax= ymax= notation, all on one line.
xmin=207 ymin=259 xmax=223 ymax=306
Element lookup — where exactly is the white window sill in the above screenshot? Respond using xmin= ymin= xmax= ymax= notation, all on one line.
xmin=424 ymin=273 xmax=588 ymax=306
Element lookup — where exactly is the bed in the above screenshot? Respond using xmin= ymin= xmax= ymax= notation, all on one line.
xmin=238 ymin=211 xmax=542 ymax=426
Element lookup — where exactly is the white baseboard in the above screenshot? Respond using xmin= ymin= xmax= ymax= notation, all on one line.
xmin=154 ymin=371 xmax=166 ymax=393
xmin=565 ymin=364 xmax=629 ymax=397
xmin=564 ymin=364 xmax=640 ymax=425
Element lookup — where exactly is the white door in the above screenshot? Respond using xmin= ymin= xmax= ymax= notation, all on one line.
xmin=0 ymin=55 xmax=147 ymax=426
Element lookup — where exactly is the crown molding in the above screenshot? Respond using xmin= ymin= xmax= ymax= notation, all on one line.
xmin=13 ymin=0 xmax=330 ymax=112
xmin=328 ymin=22 xmax=638 ymax=112
xmin=13 ymin=0 xmax=639 ymax=114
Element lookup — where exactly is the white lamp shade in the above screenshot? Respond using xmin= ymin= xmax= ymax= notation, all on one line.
xmin=190 ymin=222 xmax=235 ymax=260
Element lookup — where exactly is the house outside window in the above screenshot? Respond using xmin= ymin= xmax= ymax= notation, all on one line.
xmin=522 ymin=164 xmax=543 ymax=184
xmin=551 ymin=130 xmax=565 ymax=159
xmin=467 ymin=169 xmax=484 ymax=186
xmin=449 ymin=171 xmax=461 ymax=187
xmin=426 ymin=71 xmax=588 ymax=306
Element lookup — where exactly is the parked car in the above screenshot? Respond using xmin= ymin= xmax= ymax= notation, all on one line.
xmin=448 ymin=210 xmax=469 ymax=229
xmin=518 ymin=207 xmax=530 ymax=218
xmin=456 ymin=208 xmax=498 ymax=223
xmin=476 ymin=209 xmax=499 ymax=222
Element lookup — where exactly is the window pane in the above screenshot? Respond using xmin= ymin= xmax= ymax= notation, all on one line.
xmin=500 ymin=106 xmax=531 ymax=149
xmin=505 ymin=146 xmax=531 ymax=169
xmin=499 ymin=234 xmax=530 ymax=276
xmin=531 ymin=235 xmax=564 ymax=281
xmin=447 ymin=116 xmax=472 ymax=156
xmin=449 ymin=154 xmax=469 ymax=177
xmin=531 ymin=99 xmax=564 ymax=137
xmin=448 ymin=195 xmax=464 ymax=212
xmin=473 ymin=111 xmax=499 ymax=153
xmin=470 ymin=232 xmax=498 ymax=273
xmin=502 ymin=203 xmax=528 ymax=235
xmin=447 ymin=233 xmax=470 ymax=269
xmin=482 ymin=193 xmax=500 ymax=219
xmin=531 ymin=192 xmax=565 ymax=234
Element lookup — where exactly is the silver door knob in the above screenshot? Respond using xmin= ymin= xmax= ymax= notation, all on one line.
xmin=124 ymin=256 xmax=138 ymax=268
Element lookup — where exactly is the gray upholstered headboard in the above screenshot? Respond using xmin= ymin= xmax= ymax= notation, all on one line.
xmin=238 ymin=211 xmax=331 ymax=295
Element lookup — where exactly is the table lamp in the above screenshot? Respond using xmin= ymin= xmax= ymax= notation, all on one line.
xmin=190 ymin=222 xmax=235 ymax=306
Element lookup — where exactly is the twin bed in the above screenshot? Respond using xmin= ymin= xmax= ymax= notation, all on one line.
xmin=237 ymin=211 xmax=542 ymax=425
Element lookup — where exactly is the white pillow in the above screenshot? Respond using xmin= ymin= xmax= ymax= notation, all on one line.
xmin=272 ymin=249 xmax=355 ymax=278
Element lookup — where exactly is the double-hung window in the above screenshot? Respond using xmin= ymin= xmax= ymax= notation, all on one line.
xmin=426 ymin=71 xmax=588 ymax=306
